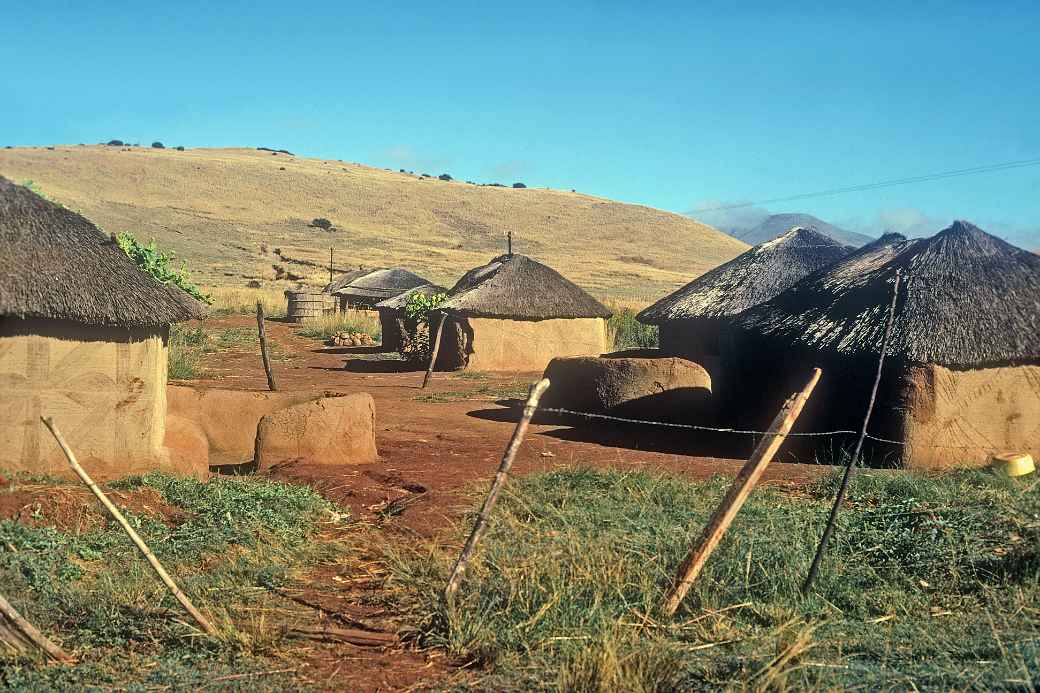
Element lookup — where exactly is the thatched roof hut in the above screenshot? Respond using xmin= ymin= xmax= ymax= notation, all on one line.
xmin=434 ymin=254 xmax=611 ymax=371
xmin=0 ymin=176 xmax=206 ymax=480
xmin=638 ymin=226 xmax=852 ymax=358
xmin=0 ymin=177 xmax=204 ymax=326
xmin=374 ymin=283 xmax=448 ymax=353
xmin=324 ymin=267 xmax=431 ymax=309
xmin=736 ymin=223 xmax=1040 ymax=366
xmin=729 ymin=222 xmax=1040 ymax=469
xmin=440 ymin=254 xmax=612 ymax=320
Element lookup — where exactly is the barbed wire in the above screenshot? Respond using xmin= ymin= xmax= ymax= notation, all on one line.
xmin=536 ymin=406 xmax=991 ymax=450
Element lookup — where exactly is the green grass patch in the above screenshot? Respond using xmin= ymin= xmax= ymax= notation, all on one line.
xmin=414 ymin=382 xmax=530 ymax=404
xmin=606 ymin=305 xmax=658 ymax=351
xmin=0 ymin=473 xmax=344 ymax=690
xmin=379 ymin=468 xmax=1040 ymax=690
xmin=168 ymin=324 xmax=206 ymax=379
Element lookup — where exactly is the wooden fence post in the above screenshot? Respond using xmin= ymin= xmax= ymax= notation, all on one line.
xmin=660 ymin=368 xmax=822 ymax=617
xmin=256 ymin=300 xmax=278 ymax=391
xmin=0 ymin=592 xmax=73 ymax=663
xmin=421 ymin=312 xmax=447 ymax=389
xmin=40 ymin=417 xmax=219 ymax=637
xmin=802 ymin=270 xmax=902 ymax=593
xmin=444 ymin=378 xmax=551 ymax=604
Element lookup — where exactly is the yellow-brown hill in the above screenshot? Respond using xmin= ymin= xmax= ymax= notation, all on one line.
xmin=0 ymin=145 xmax=747 ymax=302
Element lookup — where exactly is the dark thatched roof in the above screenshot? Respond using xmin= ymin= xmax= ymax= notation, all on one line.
xmin=439 ymin=254 xmax=611 ymax=320
xmin=637 ymin=227 xmax=852 ymax=325
xmin=0 ymin=177 xmax=205 ymax=327
xmin=323 ymin=267 xmax=431 ymax=301
xmin=734 ymin=222 xmax=1040 ymax=367
xmin=374 ymin=283 xmax=449 ymax=312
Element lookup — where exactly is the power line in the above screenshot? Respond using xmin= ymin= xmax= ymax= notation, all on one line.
xmin=690 ymin=157 xmax=1040 ymax=214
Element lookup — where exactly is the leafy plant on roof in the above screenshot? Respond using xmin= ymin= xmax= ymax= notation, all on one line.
xmin=115 ymin=232 xmax=211 ymax=304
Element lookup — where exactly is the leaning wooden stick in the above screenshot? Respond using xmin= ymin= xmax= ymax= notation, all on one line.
xmin=40 ymin=417 xmax=219 ymax=636
xmin=421 ymin=312 xmax=448 ymax=389
xmin=660 ymin=368 xmax=822 ymax=617
xmin=0 ymin=592 xmax=73 ymax=663
xmin=256 ymin=300 xmax=278 ymax=391
xmin=444 ymin=378 xmax=551 ymax=603
xmin=802 ymin=270 xmax=902 ymax=593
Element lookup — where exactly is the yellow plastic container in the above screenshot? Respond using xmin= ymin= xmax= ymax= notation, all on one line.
xmin=991 ymin=452 xmax=1036 ymax=478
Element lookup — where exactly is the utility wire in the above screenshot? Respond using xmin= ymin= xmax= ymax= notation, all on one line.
xmin=690 ymin=157 xmax=1040 ymax=214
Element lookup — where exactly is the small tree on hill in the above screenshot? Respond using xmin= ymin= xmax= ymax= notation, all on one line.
xmin=151 ymin=141 xmax=165 ymax=149
xmin=438 ymin=173 xmax=453 ymax=181
xmin=513 ymin=182 xmax=527 ymax=189
xmin=311 ymin=218 xmax=333 ymax=230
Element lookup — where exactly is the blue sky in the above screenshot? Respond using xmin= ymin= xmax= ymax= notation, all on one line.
xmin=3 ymin=1 xmax=1038 ymax=245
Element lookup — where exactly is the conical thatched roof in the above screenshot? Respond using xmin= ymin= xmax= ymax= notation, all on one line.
xmin=735 ymin=222 xmax=1040 ymax=367
xmin=374 ymin=283 xmax=449 ymax=311
xmin=324 ymin=267 xmax=431 ymax=301
xmin=637 ymin=227 xmax=852 ymax=324
xmin=0 ymin=177 xmax=205 ymax=327
xmin=439 ymin=254 xmax=611 ymax=320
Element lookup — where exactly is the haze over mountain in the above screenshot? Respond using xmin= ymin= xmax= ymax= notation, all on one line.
xmin=730 ymin=213 xmax=874 ymax=247
xmin=0 ymin=145 xmax=748 ymax=301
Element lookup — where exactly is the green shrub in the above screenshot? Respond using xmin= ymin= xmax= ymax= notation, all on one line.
xmin=116 ymin=232 xmax=211 ymax=304
xmin=606 ymin=306 xmax=658 ymax=350
xmin=400 ymin=291 xmax=448 ymax=362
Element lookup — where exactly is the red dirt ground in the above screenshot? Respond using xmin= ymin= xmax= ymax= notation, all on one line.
xmin=182 ymin=315 xmax=834 ymax=691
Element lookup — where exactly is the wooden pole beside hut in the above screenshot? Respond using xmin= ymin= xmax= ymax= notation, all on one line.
xmin=660 ymin=368 xmax=822 ymax=617
xmin=256 ymin=301 xmax=278 ymax=391
xmin=422 ymin=313 xmax=447 ymax=389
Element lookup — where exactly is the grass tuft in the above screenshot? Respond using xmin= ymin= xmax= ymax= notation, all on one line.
xmin=605 ymin=303 xmax=658 ymax=351
xmin=296 ymin=311 xmax=381 ymax=342
xmin=376 ymin=467 xmax=1040 ymax=690
xmin=168 ymin=324 xmax=206 ymax=379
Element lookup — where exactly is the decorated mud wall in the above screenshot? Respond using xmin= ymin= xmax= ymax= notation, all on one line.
xmin=0 ymin=318 xmax=168 ymax=479
xmin=900 ymin=363 xmax=1040 ymax=469
xmin=451 ymin=317 xmax=607 ymax=372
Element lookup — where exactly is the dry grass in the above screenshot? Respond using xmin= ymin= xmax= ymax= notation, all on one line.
xmin=296 ymin=310 xmax=381 ymax=342
xmin=205 ymin=285 xmax=287 ymax=317
xmin=0 ymin=146 xmax=747 ymax=300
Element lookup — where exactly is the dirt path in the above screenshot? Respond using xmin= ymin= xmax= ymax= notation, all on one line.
xmin=179 ymin=315 xmax=832 ymax=690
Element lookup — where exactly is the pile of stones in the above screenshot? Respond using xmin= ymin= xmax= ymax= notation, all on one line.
xmin=328 ymin=331 xmax=376 ymax=347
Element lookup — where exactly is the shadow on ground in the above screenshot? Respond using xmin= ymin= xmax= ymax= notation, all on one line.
xmin=466 ymin=399 xmax=836 ymax=461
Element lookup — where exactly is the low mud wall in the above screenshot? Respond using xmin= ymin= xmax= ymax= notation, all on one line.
xmin=166 ymin=386 xmax=322 ymax=466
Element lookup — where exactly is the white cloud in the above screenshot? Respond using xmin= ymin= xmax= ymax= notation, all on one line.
xmin=846 ymin=207 xmax=1040 ymax=249
xmin=685 ymin=200 xmax=771 ymax=234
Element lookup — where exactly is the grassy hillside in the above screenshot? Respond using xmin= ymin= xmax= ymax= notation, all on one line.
xmin=0 ymin=145 xmax=747 ymax=301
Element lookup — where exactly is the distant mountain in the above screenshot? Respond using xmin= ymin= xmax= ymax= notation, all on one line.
xmin=734 ymin=213 xmax=874 ymax=247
